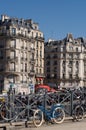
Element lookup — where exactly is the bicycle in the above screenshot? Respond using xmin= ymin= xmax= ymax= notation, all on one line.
xmin=0 ymin=95 xmax=15 ymax=121
xmin=33 ymin=103 xmax=65 ymax=127
xmin=0 ymin=94 xmax=37 ymax=122
xmin=73 ymin=95 xmax=86 ymax=121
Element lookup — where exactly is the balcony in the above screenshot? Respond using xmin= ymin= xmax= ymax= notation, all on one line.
xmin=7 ymin=56 xmax=18 ymax=62
xmin=29 ymin=70 xmax=35 ymax=76
xmin=35 ymin=36 xmax=45 ymax=41
xmin=0 ymin=31 xmax=29 ymax=40
xmin=35 ymin=73 xmax=45 ymax=78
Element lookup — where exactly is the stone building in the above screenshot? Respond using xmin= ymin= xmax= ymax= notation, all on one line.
xmin=0 ymin=14 xmax=44 ymax=93
xmin=44 ymin=34 xmax=86 ymax=88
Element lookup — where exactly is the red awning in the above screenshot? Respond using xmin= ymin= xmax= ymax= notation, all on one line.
xmin=39 ymin=78 xmax=43 ymax=80
xmin=36 ymin=78 xmax=43 ymax=80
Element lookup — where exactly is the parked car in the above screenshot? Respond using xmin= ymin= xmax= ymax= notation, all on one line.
xmin=35 ymin=84 xmax=56 ymax=93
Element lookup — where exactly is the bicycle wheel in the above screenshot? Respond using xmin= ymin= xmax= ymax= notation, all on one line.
xmin=53 ymin=107 xmax=65 ymax=124
xmin=33 ymin=109 xmax=44 ymax=127
xmin=0 ymin=103 xmax=16 ymax=121
xmin=74 ymin=105 xmax=84 ymax=121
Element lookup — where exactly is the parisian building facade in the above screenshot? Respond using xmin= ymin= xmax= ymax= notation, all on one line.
xmin=0 ymin=14 xmax=44 ymax=94
xmin=44 ymin=34 xmax=86 ymax=88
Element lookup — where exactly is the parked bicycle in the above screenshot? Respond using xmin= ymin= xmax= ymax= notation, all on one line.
xmin=73 ymin=94 xmax=86 ymax=121
xmin=33 ymin=103 xmax=65 ymax=127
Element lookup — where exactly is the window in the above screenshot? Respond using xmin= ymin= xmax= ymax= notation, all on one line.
xmin=10 ymin=63 xmax=15 ymax=71
xmin=25 ymin=63 xmax=27 ymax=72
xmin=47 ymin=67 xmax=50 ymax=72
xmin=12 ymin=28 xmax=16 ymax=35
xmin=53 ymin=54 xmax=57 ymax=59
xmin=10 ymin=51 xmax=15 ymax=58
xmin=40 ymin=69 xmax=41 ymax=73
xmin=69 ymin=74 xmax=72 ymax=78
xmin=0 ymin=50 xmax=3 ymax=59
xmin=0 ymin=64 xmax=4 ymax=71
xmin=69 ymin=61 xmax=72 ymax=65
xmin=32 ymin=53 xmax=34 ymax=60
xmin=21 ymin=63 xmax=23 ymax=71
xmin=63 ymin=53 xmax=65 ymax=58
xmin=63 ymin=61 xmax=65 ymax=64
xmin=32 ymin=32 xmax=33 ymax=37
xmin=63 ymin=74 xmax=65 ymax=78
xmin=30 ymin=65 xmax=34 ymax=71
xmin=47 ymin=61 xmax=50 ymax=65
xmin=36 ymin=68 xmax=38 ymax=73
xmin=40 ymin=59 xmax=42 ymax=67
xmin=54 ymin=67 xmax=57 ymax=72
xmin=76 ymin=61 xmax=79 ymax=67
xmin=46 ymin=55 xmax=50 ymax=59
xmin=8 ymin=75 xmax=15 ymax=83
xmin=31 ymin=43 xmax=34 ymax=49
xmin=10 ymin=40 xmax=16 ymax=48
xmin=47 ymin=74 xmax=50 ymax=78
xmin=76 ymin=48 xmax=78 ymax=52
xmin=0 ymin=40 xmax=4 ymax=48
xmin=36 ymin=41 xmax=38 ymax=48
xmin=36 ymin=32 xmax=38 ymax=37
xmin=53 ymin=60 xmax=57 ymax=65
xmin=54 ymin=74 xmax=57 ymax=78
xmin=69 ymin=45 xmax=73 ymax=51
xmin=40 ymin=51 xmax=42 ymax=57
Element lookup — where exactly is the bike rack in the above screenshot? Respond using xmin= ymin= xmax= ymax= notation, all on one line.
xmin=0 ymin=86 xmax=86 ymax=126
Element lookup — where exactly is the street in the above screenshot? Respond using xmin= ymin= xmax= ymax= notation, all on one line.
xmin=15 ymin=119 xmax=86 ymax=130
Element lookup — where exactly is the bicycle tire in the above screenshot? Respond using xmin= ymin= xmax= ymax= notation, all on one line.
xmin=74 ymin=105 xmax=84 ymax=121
xmin=53 ymin=107 xmax=65 ymax=124
xmin=0 ymin=103 xmax=16 ymax=121
xmin=33 ymin=109 xmax=44 ymax=127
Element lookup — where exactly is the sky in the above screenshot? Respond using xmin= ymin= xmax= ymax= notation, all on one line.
xmin=0 ymin=0 xmax=86 ymax=41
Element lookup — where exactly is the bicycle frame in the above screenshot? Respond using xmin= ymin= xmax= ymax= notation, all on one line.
xmin=38 ymin=103 xmax=64 ymax=121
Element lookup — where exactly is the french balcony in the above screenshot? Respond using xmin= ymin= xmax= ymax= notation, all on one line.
xmin=35 ymin=36 xmax=45 ymax=41
xmin=35 ymin=73 xmax=45 ymax=78
xmin=7 ymin=56 xmax=18 ymax=62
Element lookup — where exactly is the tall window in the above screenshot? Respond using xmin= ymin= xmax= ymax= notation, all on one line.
xmin=36 ymin=32 xmax=38 ymax=37
xmin=12 ymin=28 xmax=16 ymax=35
xmin=76 ymin=48 xmax=78 ymax=52
xmin=10 ymin=40 xmax=16 ymax=47
xmin=40 ymin=51 xmax=42 ymax=57
xmin=25 ymin=63 xmax=27 ymax=72
xmin=32 ymin=53 xmax=34 ymax=60
xmin=10 ymin=62 xmax=15 ymax=71
xmin=0 ymin=50 xmax=3 ymax=59
xmin=36 ymin=41 xmax=38 ymax=48
xmin=21 ymin=63 xmax=23 ymax=71
xmin=10 ymin=51 xmax=15 ymax=58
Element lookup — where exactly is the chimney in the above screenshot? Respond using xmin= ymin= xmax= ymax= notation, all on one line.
xmin=1 ymin=14 xmax=10 ymax=22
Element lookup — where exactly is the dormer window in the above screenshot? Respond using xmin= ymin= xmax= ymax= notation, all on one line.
xmin=69 ymin=38 xmax=72 ymax=42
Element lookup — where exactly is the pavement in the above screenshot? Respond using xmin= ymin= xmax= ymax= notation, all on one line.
xmin=17 ymin=119 xmax=86 ymax=130
xmin=0 ymin=117 xmax=86 ymax=130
